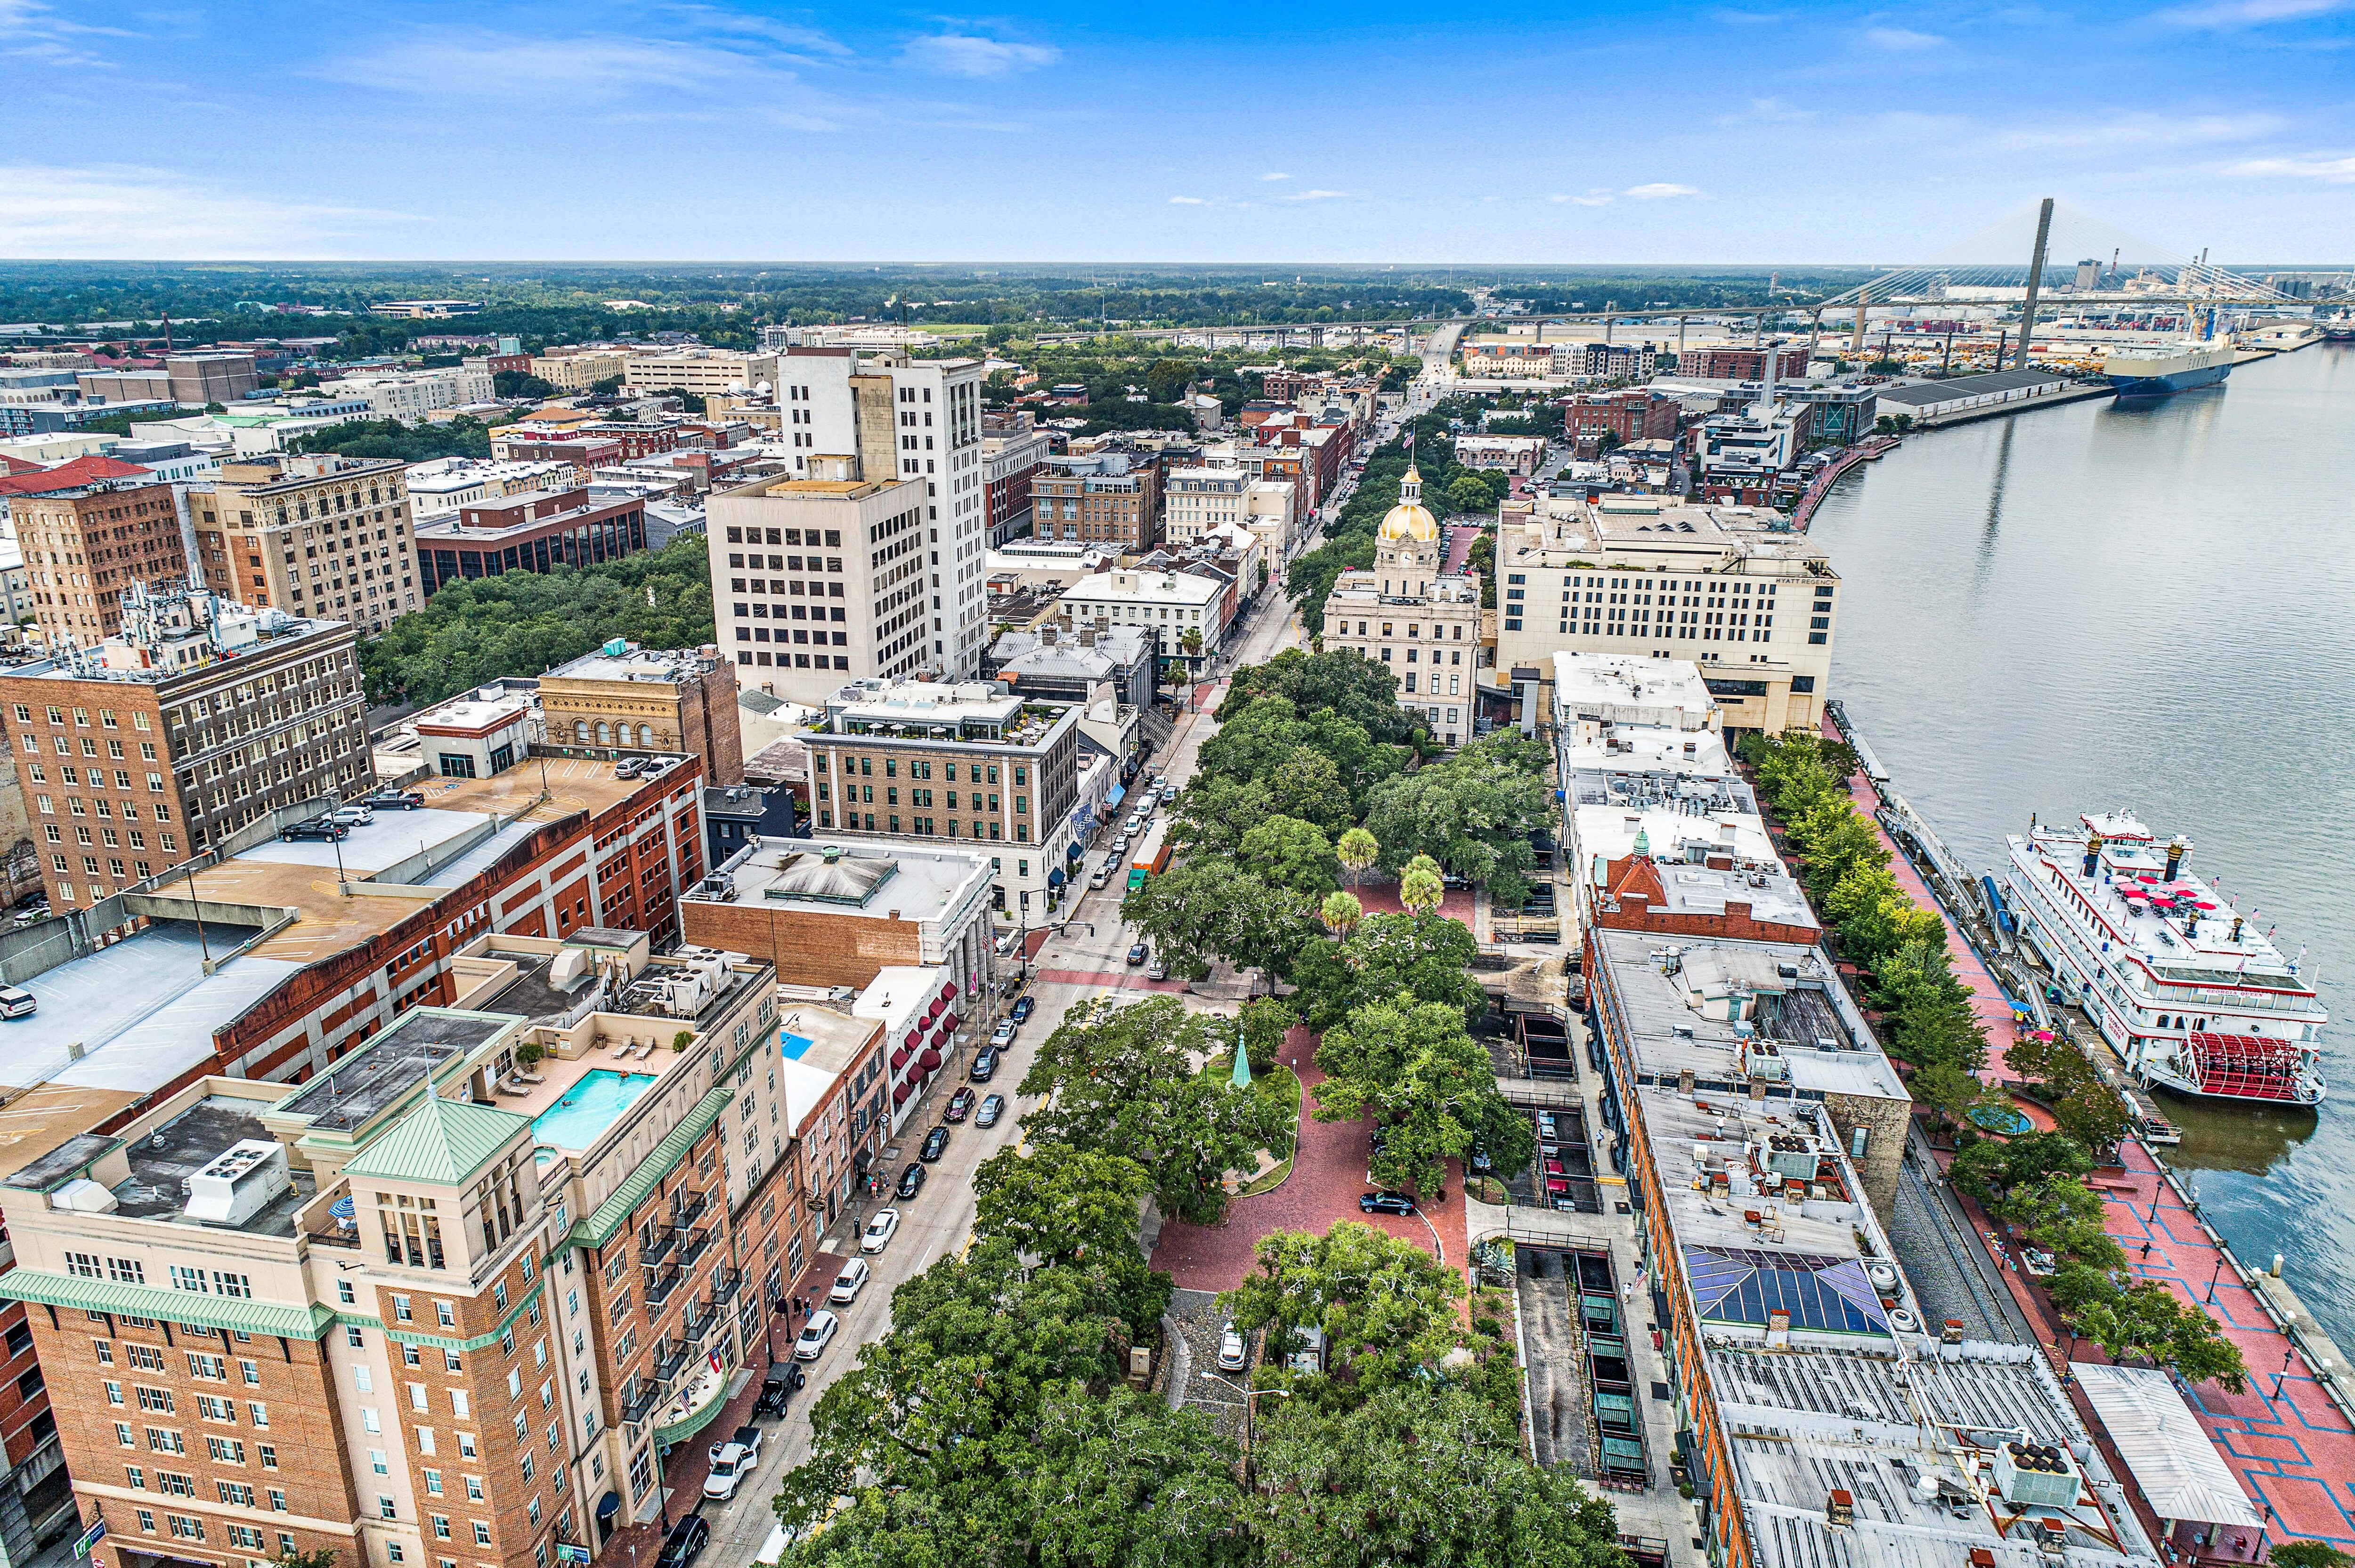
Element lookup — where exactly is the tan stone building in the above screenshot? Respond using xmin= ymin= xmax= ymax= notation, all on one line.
xmin=1029 ymin=453 xmax=1159 ymax=550
xmin=1486 ymin=493 xmax=1840 ymax=737
xmin=0 ymin=584 xmax=368 ymax=908
xmin=621 ymin=350 xmax=780 ymax=400
xmin=528 ymin=351 xmax=633 ymax=392
xmin=15 ymin=479 xmax=188 ymax=645
xmin=1319 ymin=467 xmax=1481 ymax=747
xmin=190 ymin=454 xmax=422 ymax=634
xmin=537 ymin=646 xmax=744 ymax=786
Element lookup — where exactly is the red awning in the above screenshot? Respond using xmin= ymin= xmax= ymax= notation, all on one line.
xmin=903 ymin=1056 xmax=925 ymax=1083
xmin=926 ymin=999 xmax=943 ymax=1022
xmin=928 ymin=1028 xmax=949 ymax=1050
xmin=941 ymin=982 xmax=958 ymax=1002
xmin=891 ymin=1083 xmax=911 ymax=1105
xmin=918 ymin=1048 xmax=943 ymax=1072
xmin=940 ymin=1012 xmax=959 ymax=1032
xmin=904 ymin=1029 xmax=922 ymax=1050
xmin=890 ymin=1047 xmax=910 ymax=1070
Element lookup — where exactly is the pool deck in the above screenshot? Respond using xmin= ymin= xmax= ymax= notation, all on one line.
xmin=492 ymin=1045 xmax=675 ymax=1145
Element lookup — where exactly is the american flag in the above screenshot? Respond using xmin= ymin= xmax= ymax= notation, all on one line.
xmin=1403 ymin=427 xmax=1414 ymax=456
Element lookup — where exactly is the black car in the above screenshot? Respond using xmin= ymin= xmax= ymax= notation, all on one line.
xmin=364 ymin=790 xmax=426 ymax=811
xmin=970 ymin=1046 xmax=999 ymax=1083
xmin=897 ymin=1161 xmax=927 ymax=1198
xmin=1009 ymin=996 xmax=1034 ymax=1024
xmin=656 ymin=1515 xmax=708 ymax=1568
xmin=754 ymin=1361 xmax=806 ymax=1418
xmin=1126 ymin=943 xmax=1150 ymax=967
xmin=920 ymin=1125 xmax=950 ymax=1162
xmin=944 ymin=1087 xmax=975 ymax=1123
xmin=280 ymin=819 xmax=348 ymax=843
xmin=1359 ymin=1190 xmax=1417 ymax=1216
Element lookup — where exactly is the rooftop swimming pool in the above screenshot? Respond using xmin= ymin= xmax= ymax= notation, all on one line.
xmin=532 ymin=1069 xmax=658 ymax=1152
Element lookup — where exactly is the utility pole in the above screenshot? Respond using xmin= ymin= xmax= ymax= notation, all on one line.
xmin=2015 ymin=196 xmax=2055 ymax=371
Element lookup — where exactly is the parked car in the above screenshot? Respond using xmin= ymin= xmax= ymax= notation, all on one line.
xmin=1145 ymin=958 xmax=1169 ymax=980
xmin=793 ymin=1309 xmax=839 ymax=1361
xmin=1217 ymin=1322 xmax=1248 ymax=1372
xmin=656 ymin=1515 xmax=708 ymax=1568
xmin=920 ymin=1126 xmax=950 ymax=1161
xmin=897 ymin=1161 xmax=926 ymax=1199
xmin=362 ymin=789 xmax=426 ymax=810
xmin=1088 ymin=866 xmax=1112 ymax=890
xmin=708 ymin=1423 xmax=764 ymax=1471
xmin=861 ymin=1208 xmax=900 ymax=1252
xmin=615 ymin=756 xmax=648 ymax=779
xmin=0 ymin=986 xmax=36 ymax=1019
xmin=971 ymin=1046 xmax=999 ymax=1082
xmin=975 ymin=1093 xmax=1005 ymax=1128
xmin=1359 ymin=1190 xmax=1417 ymax=1216
xmin=1126 ymin=943 xmax=1150 ymax=967
xmin=327 ymin=806 xmax=374 ymax=828
xmin=989 ymin=1020 xmax=1015 ymax=1048
xmin=280 ymin=818 xmax=347 ymax=843
xmin=945 ymin=1087 xmax=976 ymax=1123
xmin=1010 ymin=996 xmax=1034 ymax=1024
xmin=754 ymin=1362 xmax=805 ymax=1418
xmin=829 ymin=1257 xmax=871 ymax=1304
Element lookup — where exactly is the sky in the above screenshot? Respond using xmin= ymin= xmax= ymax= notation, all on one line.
xmin=3 ymin=0 xmax=2353 ymax=264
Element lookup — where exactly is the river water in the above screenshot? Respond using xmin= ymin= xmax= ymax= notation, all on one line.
xmin=1807 ymin=344 xmax=2355 ymax=1348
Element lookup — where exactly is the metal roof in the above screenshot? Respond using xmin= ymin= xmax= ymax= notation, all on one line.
xmin=343 ymin=1095 xmax=531 ymax=1186
xmin=1875 ymin=369 xmax=2066 ymax=408
xmin=2071 ymin=1363 xmax=2260 ymax=1528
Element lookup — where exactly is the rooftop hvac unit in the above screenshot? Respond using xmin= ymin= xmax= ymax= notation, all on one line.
xmin=1764 ymin=1134 xmax=1816 ymax=1181
xmin=1741 ymin=1042 xmax=1788 ymax=1082
xmin=185 ymin=1140 xmax=291 ymax=1228
xmin=1995 ymin=1441 xmax=2080 ymax=1509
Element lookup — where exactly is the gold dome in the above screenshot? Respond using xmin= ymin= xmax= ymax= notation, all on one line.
xmin=1378 ymin=465 xmax=1440 ymax=542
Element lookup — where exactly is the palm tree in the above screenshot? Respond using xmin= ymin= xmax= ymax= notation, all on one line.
xmin=1399 ymin=867 xmax=1445 ymax=916
xmin=1320 ymin=890 xmax=1363 ymax=937
xmin=1337 ymin=827 xmax=1378 ymax=889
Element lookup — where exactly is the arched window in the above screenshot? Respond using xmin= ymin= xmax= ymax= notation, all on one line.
xmin=573 ymin=720 xmax=589 ymax=743
xmin=638 ymin=724 xmax=654 ymax=747
xmin=595 ymin=722 xmax=612 ymax=745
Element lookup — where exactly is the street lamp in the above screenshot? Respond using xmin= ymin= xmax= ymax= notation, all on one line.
xmin=2272 ymin=1346 xmax=2296 ymax=1399
xmin=2207 ymin=1257 xmax=2226 ymax=1303
xmin=1203 ymin=1374 xmax=1288 ymax=1487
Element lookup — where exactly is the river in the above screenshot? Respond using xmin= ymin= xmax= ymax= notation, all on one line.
xmin=1807 ymin=343 xmax=2355 ymax=1349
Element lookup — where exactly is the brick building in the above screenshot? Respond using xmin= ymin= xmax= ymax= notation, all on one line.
xmin=188 ymin=454 xmax=421 ymax=633
xmin=1027 ymin=453 xmax=1158 ymax=550
xmin=0 ymin=583 xmax=369 ymax=910
xmin=414 ymin=490 xmax=647 ymax=598
xmin=684 ymin=841 xmax=995 ymax=1000
xmin=536 ymin=647 xmax=743 ymax=787
xmin=1563 ymin=391 xmax=1683 ymax=458
xmin=15 ymin=479 xmax=189 ymax=645
xmin=1670 ymin=346 xmax=1809 ymax=381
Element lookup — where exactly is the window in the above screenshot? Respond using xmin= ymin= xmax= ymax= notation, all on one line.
xmin=473 ymin=1523 xmax=492 ymax=1546
xmin=433 ymin=1519 xmax=451 ymax=1542
xmin=259 ymin=1445 xmax=276 ymax=1470
xmin=249 ymin=1402 xmax=269 ymax=1427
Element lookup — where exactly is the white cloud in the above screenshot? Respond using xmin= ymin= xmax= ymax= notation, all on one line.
xmin=1168 ymin=195 xmax=1206 ymax=204
xmin=1282 ymin=189 xmax=1347 ymax=201
xmin=899 ymin=32 xmax=1059 ymax=78
xmin=1551 ymin=190 xmax=1616 ymax=205
xmin=1624 ymin=183 xmax=1702 ymax=199
xmin=0 ymin=164 xmax=410 ymax=257
xmin=322 ymin=30 xmax=792 ymax=100
xmin=0 ymin=0 xmax=129 ymax=65
xmin=1990 ymin=111 xmax=2279 ymax=152
xmin=1865 ymin=25 xmax=1946 ymax=47
xmin=2155 ymin=0 xmax=2347 ymax=25
xmin=1261 ymin=172 xmax=1291 ymax=181
xmin=2225 ymin=151 xmax=2355 ymax=180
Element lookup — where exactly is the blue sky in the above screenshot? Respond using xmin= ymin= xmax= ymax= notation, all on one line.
xmin=3 ymin=0 xmax=2352 ymax=262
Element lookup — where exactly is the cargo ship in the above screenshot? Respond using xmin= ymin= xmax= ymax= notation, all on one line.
xmin=2004 ymin=814 xmax=2325 ymax=1105
xmin=2102 ymin=340 xmax=2236 ymax=397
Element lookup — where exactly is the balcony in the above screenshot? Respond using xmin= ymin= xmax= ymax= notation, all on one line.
xmin=638 ymin=1229 xmax=675 ymax=1269
xmin=669 ymin=1190 xmax=709 ymax=1230
xmin=619 ymin=1379 xmax=661 ymax=1426
xmin=708 ymin=1267 xmax=742 ymax=1307
xmin=682 ymin=1300 xmax=711 ymax=1343
xmin=676 ymin=1227 xmax=715 ymax=1272
xmin=643 ymin=1264 xmax=683 ymax=1310
xmin=653 ymin=1337 xmax=693 ymax=1382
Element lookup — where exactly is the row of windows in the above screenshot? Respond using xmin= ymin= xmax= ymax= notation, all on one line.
xmin=724 ymin=527 xmax=844 ymax=550
xmin=820 ymin=811 xmax=1019 ymax=841
xmin=1341 ymin=620 xmax=1467 ymax=641
xmin=738 ymin=651 xmax=851 ymax=671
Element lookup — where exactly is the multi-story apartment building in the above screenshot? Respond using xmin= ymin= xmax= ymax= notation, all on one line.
xmin=1670 ymin=345 xmax=1809 ymax=381
xmin=414 ymin=490 xmax=647 ymax=598
xmin=1563 ymin=390 xmax=1682 ymax=457
xmin=1057 ymin=567 xmax=1229 ymax=665
xmin=620 ymin=351 xmax=780 ymax=401
xmin=330 ymin=369 xmax=494 ymax=423
xmin=979 ymin=415 xmax=1048 ymax=548
xmin=528 ymin=352 xmax=633 ymax=393
xmin=1160 ymin=466 xmax=1250 ymax=549
xmin=1319 ymin=469 xmax=1480 ymax=747
xmin=706 ymin=457 xmax=930 ymax=708
xmin=1028 ymin=453 xmax=1157 ymax=551
xmin=189 ymin=455 xmax=421 ymax=633
xmin=537 ymin=646 xmax=742 ymax=787
xmin=0 ymin=583 xmax=369 ymax=907
xmin=0 ymin=931 xmax=808 ymax=1568
xmin=15 ymin=479 xmax=189 ymax=645
xmin=1487 ymin=493 xmax=1840 ymax=737
xmin=405 ymin=461 xmax=587 ymax=519
xmin=687 ymin=838 xmax=997 ymax=1002
xmin=801 ymin=679 xmax=1079 ymax=918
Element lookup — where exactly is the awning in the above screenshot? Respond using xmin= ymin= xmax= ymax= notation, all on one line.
xmin=2072 ymin=1363 xmax=2261 ymax=1527
xmin=1105 ymin=784 xmax=1127 ymax=809
xmin=925 ymin=999 xmax=942 ymax=1021
xmin=929 ymin=1028 xmax=950 ymax=1050
xmin=941 ymin=1012 xmax=959 ymax=1032
xmin=890 ymin=1047 xmax=910 ymax=1070
xmin=596 ymin=1492 xmax=622 ymax=1526
xmin=918 ymin=1048 xmax=943 ymax=1072
xmin=904 ymin=1029 xmax=921 ymax=1050
xmin=1065 ymin=841 xmax=1085 ymax=860
xmin=891 ymin=1083 xmax=911 ymax=1105
xmin=1048 ymin=867 xmax=1066 ymax=888
xmin=941 ymin=981 xmax=957 ymax=1002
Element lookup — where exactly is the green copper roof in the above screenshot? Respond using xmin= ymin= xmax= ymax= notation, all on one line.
xmin=569 ymin=1087 xmax=734 ymax=1249
xmin=344 ymin=1096 xmax=531 ymax=1186
xmin=0 ymin=1271 xmax=333 ymax=1341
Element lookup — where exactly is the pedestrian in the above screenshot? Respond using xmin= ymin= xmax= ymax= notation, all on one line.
xmin=2141 ymin=1241 xmax=2153 ymax=1260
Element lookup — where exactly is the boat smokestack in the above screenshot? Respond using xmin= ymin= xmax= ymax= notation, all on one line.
xmin=2083 ymin=834 xmax=2103 ymax=879
xmin=2231 ymin=916 xmax=2244 ymax=943
xmin=2164 ymin=837 xmax=2187 ymax=881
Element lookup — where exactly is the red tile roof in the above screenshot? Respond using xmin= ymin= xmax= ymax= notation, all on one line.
xmin=0 ymin=455 xmax=155 ymax=497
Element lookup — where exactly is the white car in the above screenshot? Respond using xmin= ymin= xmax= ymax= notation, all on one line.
xmin=829 ymin=1257 xmax=871 ymax=1304
xmin=861 ymin=1209 xmax=900 ymax=1253
xmin=0 ymin=986 xmax=36 ymax=1019
xmin=1217 ymin=1322 xmax=1247 ymax=1372
xmin=793 ymin=1309 xmax=840 ymax=1360
xmin=703 ymin=1445 xmax=753 ymax=1501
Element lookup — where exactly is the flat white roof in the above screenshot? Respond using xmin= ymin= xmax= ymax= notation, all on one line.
xmin=2071 ymin=1363 xmax=2261 ymax=1528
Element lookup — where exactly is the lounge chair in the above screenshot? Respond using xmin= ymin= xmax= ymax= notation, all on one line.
xmin=609 ymin=1037 xmax=634 ymax=1059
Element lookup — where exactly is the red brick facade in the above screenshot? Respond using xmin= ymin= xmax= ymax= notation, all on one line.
xmin=1588 ymin=855 xmax=1819 ymax=945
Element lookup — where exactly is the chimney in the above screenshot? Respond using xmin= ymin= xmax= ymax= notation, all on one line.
xmin=1678 ymin=1069 xmax=1695 ymax=1095
xmin=1825 ymin=1489 xmax=1852 ymax=1528
xmin=2165 ymin=836 xmax=2186 ymax=881
xmin=1040 ymin=626 xmax=1057 ymax=646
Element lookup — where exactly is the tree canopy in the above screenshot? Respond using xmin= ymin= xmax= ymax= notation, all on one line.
xmin=1361 ymin=732 xmax=1551 ymax=905
xmin=1291 ymin=910 xmax=1487 ymax=1032
xmin=1312 ymin=993 xmax=1535 ymax=1191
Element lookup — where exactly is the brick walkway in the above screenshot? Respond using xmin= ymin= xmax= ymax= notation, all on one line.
xmin=1150 ymin=1026 xmax=1470 ymax=1294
